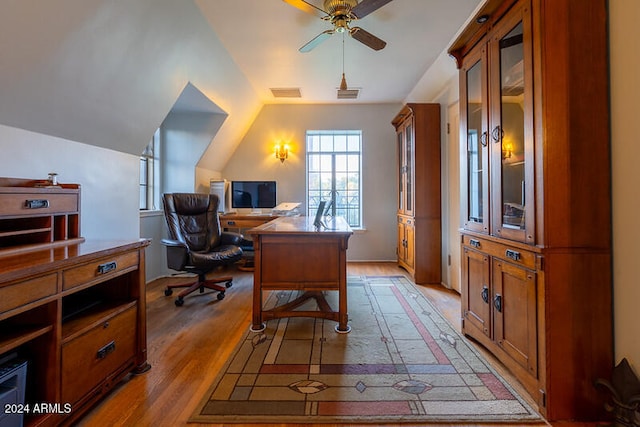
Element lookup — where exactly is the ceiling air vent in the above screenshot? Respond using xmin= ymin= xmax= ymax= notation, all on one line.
xmin=337 ymin=89 xmax=359 ymax=99
xmin=270 ymin=88 xmax=302 ymax=98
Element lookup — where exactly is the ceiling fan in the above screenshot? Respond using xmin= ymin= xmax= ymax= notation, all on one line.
xmin=283 ymin=0 xmax=393 ymax=52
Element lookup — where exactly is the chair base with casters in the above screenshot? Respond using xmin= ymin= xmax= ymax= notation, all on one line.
xmin=164 ymin=271 xmax=233 ymax=306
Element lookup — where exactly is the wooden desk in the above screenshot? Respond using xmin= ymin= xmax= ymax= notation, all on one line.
xmin=248 ymin=216 xmax=353 ymax=333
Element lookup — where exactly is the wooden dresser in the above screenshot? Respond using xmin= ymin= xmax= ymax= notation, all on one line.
xmin=0 ymin=178 xmax=150 ymax=426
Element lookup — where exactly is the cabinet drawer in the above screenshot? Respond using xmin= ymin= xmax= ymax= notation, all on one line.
xmin=221 ymin=218 xmax=271 ymax=229
xmin=62 ymin=251 xmax=139 ymax=291
xmin=61 ymin=304 xmax=137 ymax=404
xmin=0 ymin=192 xmax=79 ymax=216
xmin=0 ymin=273 xmax=57 ymax=315
xmin=462 ymin=235 xmax=536 ymax=270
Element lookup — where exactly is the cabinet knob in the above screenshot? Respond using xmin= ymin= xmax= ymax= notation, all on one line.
xmin=481 ymin=285 xmax=489 ymax=304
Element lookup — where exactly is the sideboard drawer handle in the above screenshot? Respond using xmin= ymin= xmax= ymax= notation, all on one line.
xmin=96 ymin=341 xmax=116 ymax=359
xmin=97 ymin=261 xmax=117 ymax=274
xmin=227 ymin=220 xmax=236 ymax=226
xmin=25 ymin=199 xmax=49 ymax=209
xmin=505 ymin=249 xmax=521 ymax=261
xmin=469 ymin=239 xmax=481 ymax=248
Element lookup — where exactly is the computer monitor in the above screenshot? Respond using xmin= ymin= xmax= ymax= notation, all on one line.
xmin=231 ymin=181 xmax=276 ymax=209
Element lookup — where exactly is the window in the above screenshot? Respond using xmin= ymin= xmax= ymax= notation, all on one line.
xmin=140 ymin=128 xmax=160 ymax=210
xmin=306 ymin=130 xmax=362 ymax=228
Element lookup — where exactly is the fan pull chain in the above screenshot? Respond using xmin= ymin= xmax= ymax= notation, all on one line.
xmin=340 ymin=32 xmax=348 ymax=90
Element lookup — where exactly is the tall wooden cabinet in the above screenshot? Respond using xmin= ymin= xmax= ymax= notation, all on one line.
xmin=392 ymin=104 xmax=441 ymax=285
xmin=449 ymin=0 xmax=611 ymax=421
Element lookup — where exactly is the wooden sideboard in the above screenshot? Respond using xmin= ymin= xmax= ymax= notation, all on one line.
xmin=0 ymin=178 xmax=150 ymax=426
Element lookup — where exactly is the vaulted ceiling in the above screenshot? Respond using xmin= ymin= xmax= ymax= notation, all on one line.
xmin=196 ymin=0 xmax=481 ymax=104
xmin=0 ymin=0 xmax=482 ymax=171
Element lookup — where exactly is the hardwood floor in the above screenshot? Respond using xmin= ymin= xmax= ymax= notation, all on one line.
xmin=77 ymin=262 xmax=559 ymax=427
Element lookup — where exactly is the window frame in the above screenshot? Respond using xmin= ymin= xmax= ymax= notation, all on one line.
xmin=305 ymin=130 xmax=363 ymax=229
xmin=140 ymin=128 xmax=160 ymax=211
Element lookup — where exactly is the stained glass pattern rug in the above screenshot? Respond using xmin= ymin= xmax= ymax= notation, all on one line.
xmin=190 ymin=276 xmax=542 ymax=424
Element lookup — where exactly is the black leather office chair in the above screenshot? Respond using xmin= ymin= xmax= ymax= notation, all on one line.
xmin=162 ymin=193 xmax=243 ymax=306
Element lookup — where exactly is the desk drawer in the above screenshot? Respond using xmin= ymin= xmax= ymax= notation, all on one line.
xmin=61 ymin=305 xmax=137 ymax=404
xmin=62 ymin=251 xmax=139 ymax=291
xmin=0 ymin=273 xmax=57 ymax=315
xmin=221 ymin=218 xmax=271 ymax=229
xmin=0 ymin=192 xmax=79 ymax=216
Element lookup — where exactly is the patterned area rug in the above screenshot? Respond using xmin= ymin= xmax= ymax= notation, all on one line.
xmin=190 ymin=276 xmax=542 ymax=424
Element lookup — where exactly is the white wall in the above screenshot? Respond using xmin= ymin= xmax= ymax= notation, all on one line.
xmin=610 ymin=0 xmax=640 ymax=373
xmin=0 ymin=124 xmax=139 ymax=240
xmin=160 ymin=111 xmax=227 ymax=195
xmin=222 ymin=103 xmax=402 ymax=261
xmin=0 ymin=0 xmax=262 ymax=170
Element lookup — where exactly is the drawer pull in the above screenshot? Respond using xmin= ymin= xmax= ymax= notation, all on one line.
xmin=97 ymin=261 xmax=117 ymax=274
xmin=469 ymin=239 xmax=481 ymax=248
xmin=481 ymin=285 xmax=489 ymax=304
xmin=96 ymin=341 xmax=116 ymax=359
xmin=505 ymin=249 xmax=521 ymax=261
xmin=25 ymin=199 xmax=50 ymax=209
xmin=227 ymin=220 xmax=236 ymax=226
xmin=494 ymin=294 xmax=503 ymax=313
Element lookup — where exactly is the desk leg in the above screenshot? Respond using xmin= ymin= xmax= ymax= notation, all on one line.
xmin=335 ymin=285 xmax=351 ymax=333
xmin=335 ymin=242 xmax=351 ymax=333
xmin=250 ymin=236 xmax=266 ymax=332
xmin=251 ymin=289 xmax=266 ymax=332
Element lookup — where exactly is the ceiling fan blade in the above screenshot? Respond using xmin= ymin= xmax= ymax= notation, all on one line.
xmin=349 ymin=27 xmax=387 ymax=51
xmin=351 ymin=0 xmax=394 ymax=19
xmin=282 ymin=0 xmax=326 ymax=17
xmin=299 ymin=29 xmax=334 ymax=52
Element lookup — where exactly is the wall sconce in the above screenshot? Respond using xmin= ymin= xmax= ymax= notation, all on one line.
xmin=275 ymin=143 xmax=289 ymax=163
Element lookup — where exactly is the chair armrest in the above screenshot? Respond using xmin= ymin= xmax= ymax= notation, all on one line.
xmin=161 ymin=238 xmax=189 ymax=271
xmin=221 ymin=231 xmax=245 ymax=247
xmin=161 ymin=238 xmax=187 ymax=248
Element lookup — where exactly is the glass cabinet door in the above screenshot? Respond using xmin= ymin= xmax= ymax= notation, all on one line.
xmin=396 ymin=118 xmax=414 ymax=216
xmin=397 ymin=131 xmax=404 ymax=213
xmin=489 ymin=4 xmax=534 ymax=243
xmin=461 ymin=45 xmax=489 ymax=234
xmin=405 ymin=122 xmax=414 ymax=216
